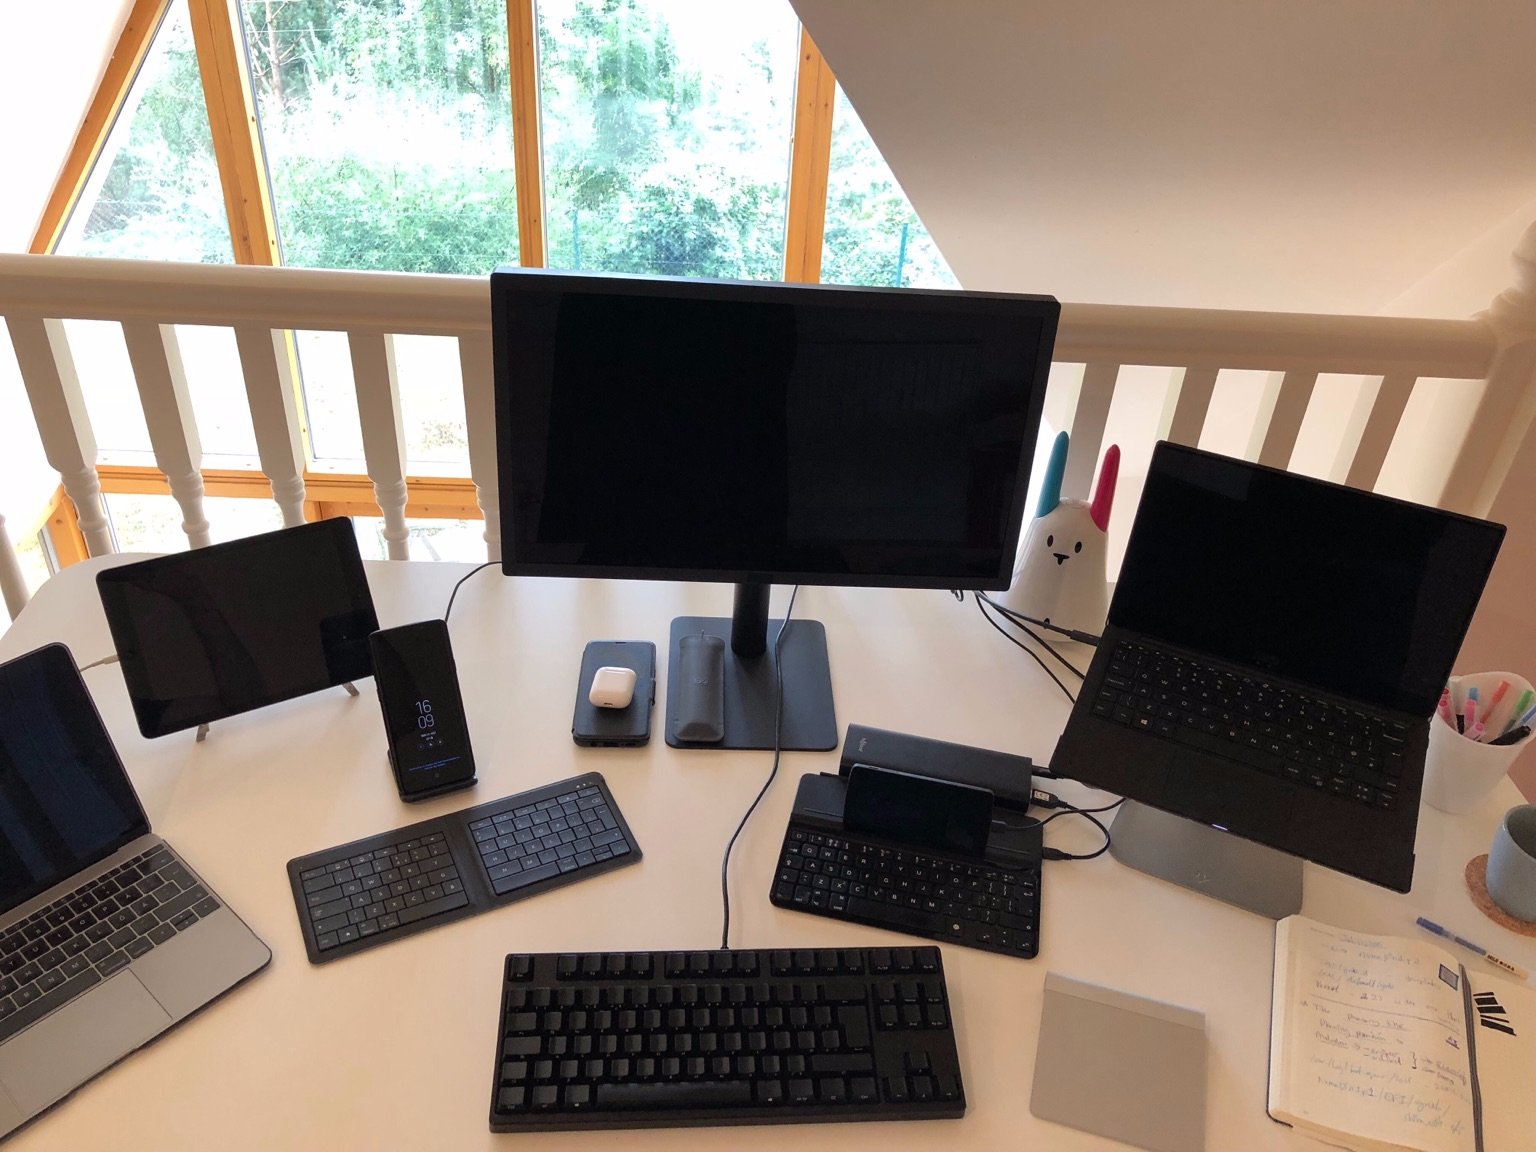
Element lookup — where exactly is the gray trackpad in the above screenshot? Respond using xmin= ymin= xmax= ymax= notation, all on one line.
xmin=0 ymin=974 xmax=170 ymax=1112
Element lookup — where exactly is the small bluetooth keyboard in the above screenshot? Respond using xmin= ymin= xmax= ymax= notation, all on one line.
xmin=770 ymin=824 xmax=1041 ymax=960
xmin=488 ymin=945 xmax=964 ymax=1131
xmin=286 ymin=773 xmax=640 ymax=963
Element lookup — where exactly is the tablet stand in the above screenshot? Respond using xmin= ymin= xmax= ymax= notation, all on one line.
xmin=193 ymin=682 xmax=360 ymax=743
xmin=1108 ymin=800 xmax=1302 ymax=918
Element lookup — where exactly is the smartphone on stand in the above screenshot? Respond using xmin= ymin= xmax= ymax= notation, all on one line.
xmin=370 ymin=619 xmax=477 ymax=801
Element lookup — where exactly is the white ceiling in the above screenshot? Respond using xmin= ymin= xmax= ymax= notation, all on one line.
xmin=791 ymin=0 xmax=1536 ymax=317
xmin=0 ymin=0 xmax=130 ymax=252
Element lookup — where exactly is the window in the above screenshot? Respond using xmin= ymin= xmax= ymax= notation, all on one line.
xmin=57 ymin=1 xmax=233 ymax=264
xmin=820 ymin=86 xmax=957 ymax=289
xmin=537 ymin=0 xmax=799 ymax=280
xmin=242 ymin=0 xmax=520 ymax=274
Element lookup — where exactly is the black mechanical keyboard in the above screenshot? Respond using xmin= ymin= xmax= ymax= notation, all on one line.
xmin=1092 ymin=641 xmax=1409 ymax=811
xmin=286 ymin=772 xmax=640 ymax=964
xmin=769 ymin=824 xmax=1041 ymax=959
xmin=489 ymin=945 xmax=964 ymax=1131
xmin=1 ymin=843 xmax=219 ymax=1044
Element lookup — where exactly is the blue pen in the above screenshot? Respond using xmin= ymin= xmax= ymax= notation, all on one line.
xmin=1415 ymin=916 xmax=1530 ymax=980
xmin=1519 ymin=701 xmax=1536 ymax=729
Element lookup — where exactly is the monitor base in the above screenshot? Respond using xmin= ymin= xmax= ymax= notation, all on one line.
xmin=1108 ymin=800 xmax=1303 ymax=919
xmin=665 ymin=616 xmax=837 ymax=751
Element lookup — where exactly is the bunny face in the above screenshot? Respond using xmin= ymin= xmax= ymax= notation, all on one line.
xmin=1011 ymin=499 xmax=1109 ymax=627
xmin=998 ymin=431 xmax=1119 ymax=634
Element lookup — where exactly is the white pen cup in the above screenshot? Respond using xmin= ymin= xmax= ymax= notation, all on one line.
xmin=1486 ymin=805 xmax=1536 ymax=923
xmin=1421 ymin=672 xmax=1534 ymax=815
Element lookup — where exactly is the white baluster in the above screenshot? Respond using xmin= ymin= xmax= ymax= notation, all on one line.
xmin=6 ymin=316 xmax=114 ymax=555
xmin=121 ymin=321 xmax=212 ymax=547
xmin=458 ymin=334 xmax=500 ymax=561
xmin=233 ymin=324 xmax=307 ymax=525
xmin=1328 ymin=373 xmax=1416 ymax=491
xmin=348 ymin=331 xmax=410 ymax=560
xmin=1247 ymin=369 xmax=1318 ymax=469
xmin=0 ymin=511 xmax=29 ymax=620
xmin=1442 ymin=221 xmax=1536 ymax=515
xmin=1157 ymin=366 xmax=1219 ymax=447
xmin=1063 ymin=362 xmax=1118 ymax=499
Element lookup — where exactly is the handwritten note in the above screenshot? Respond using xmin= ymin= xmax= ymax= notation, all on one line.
xmin=1272 ymin=918 xmax=1474 ymax=1152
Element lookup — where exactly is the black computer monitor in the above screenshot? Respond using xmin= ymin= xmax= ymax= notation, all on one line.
xmin=491 ymin=268 xmax=1060 ymax=750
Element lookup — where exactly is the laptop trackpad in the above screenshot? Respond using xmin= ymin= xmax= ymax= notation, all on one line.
xmin=1163 ymin=753 xmax=1294 ymax=834
xmin=0 ymin=974 xmax=170 ymax=1113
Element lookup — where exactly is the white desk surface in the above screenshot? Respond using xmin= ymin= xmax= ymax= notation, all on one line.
xmin=2 ymin=556 xmax=1530 ymax=1152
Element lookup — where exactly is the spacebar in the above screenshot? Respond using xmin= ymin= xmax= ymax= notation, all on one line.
xmin=847 ymin=897 xmax=953 ymax=938
xmin=594 ymin=1080 xmax=755 ymax=1111
xmin=397 ymin=889 xmax=469 ymax=926
xmin=492 ymin=862 xmax=561 ymax=896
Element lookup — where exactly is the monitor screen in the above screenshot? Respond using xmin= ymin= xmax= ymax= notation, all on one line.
xmin=493 ymin=270 xmax=1059 ymax=590
xmin=96 ymin=518 xmax=379 ymax=738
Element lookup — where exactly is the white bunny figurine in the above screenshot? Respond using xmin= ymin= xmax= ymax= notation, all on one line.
xmin=998 ymin=431 xmax=1119 ymax=635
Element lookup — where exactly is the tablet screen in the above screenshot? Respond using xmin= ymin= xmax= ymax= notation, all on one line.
xmin=96 ymin=518 xmax=378 ymax=737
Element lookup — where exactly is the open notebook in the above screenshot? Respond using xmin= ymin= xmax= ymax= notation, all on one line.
xmin=1268 ymin=915 xmax=1536 ymax=1152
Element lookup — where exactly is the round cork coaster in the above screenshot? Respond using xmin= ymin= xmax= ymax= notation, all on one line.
xmin=1464 ymin=854 xmax=1536 ymax=937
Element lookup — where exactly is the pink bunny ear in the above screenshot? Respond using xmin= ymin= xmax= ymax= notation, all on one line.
xmin=1089 ymin=445 xmax=1120 ymax=531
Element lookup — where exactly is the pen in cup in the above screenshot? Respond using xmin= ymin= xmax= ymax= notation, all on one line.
xmin=1415 ymin=916 xmax=1530 ymax=981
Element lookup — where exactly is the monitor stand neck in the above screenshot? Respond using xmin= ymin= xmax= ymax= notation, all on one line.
xmin=665 ymin=582 xmax=838 ymax=752
xmin=1108 ymin=800 xmax=1303 ymax=919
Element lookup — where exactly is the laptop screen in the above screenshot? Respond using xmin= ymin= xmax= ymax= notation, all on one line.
xmin=1 ymin=644 xmax=149 ymax=915
xmin=1111 ymin=443 xmax=1505 ymax=716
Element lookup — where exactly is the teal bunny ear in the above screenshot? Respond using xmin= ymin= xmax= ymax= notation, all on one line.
xmin=1036 ymin=431 xmax=1068 ymax=517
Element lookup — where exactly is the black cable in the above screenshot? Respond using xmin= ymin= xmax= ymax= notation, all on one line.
xmin=1038 ymin=797 xmax=1126 ymax=822
xmin=1039 ymin=797 xmax=1121 ymax=861
xmin=719 ymin=586 xmax=798 ymax=950
xmin=976 ymin=594 xmax=1087 ymax=679
xmin=977 ymin=592 xmax=1101 ymax=646
xmin=444 ymin=560 xmax=498 ymax=622
xmin=974 ymin=595 xmax=1076 ymax=703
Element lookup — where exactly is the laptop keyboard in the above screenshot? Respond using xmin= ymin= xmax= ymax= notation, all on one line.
xmin=770 ymin=825 xmax=1040 ymax=959
xmin=288 ymin=773 xmax=640 ymax=964
xmin=0 ymin=844 xmax=220 ymax=1044
xmin=1092 ymin=641 xmax=1409 ymax=810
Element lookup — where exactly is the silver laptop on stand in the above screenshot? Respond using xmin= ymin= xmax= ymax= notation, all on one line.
xmin=0 ymin=643 xmax=270 ymax=1139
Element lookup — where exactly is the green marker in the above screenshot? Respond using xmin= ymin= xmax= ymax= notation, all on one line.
xmin=1503 ymin=688 xmax=1535 ymax=738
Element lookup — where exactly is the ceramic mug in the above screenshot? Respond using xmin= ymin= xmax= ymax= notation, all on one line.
xmin=1486 ymin=804 xmax=1536 ymax=923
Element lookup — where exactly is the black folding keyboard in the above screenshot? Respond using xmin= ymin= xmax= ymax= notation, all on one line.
xmin=489 ymin=945 xmax=964 ymax=1131
xmin=769 ymin=824 xmax=1041 ymax=959
xmin=286 ymin=772 xmax=640 ymax=963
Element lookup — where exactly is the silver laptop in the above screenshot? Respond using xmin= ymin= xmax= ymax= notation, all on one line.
xmin=0 ymin=643 xmax=270 ymax=1139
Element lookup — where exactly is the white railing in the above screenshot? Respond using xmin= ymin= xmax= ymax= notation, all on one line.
xmin=3 ymin=233 xmax=1536 ymax=625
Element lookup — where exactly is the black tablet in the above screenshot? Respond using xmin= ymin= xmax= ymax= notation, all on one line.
xmin=97 ymin=518 xmax=379 ymax=738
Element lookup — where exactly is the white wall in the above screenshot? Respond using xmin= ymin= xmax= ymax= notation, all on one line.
xmin=0 ymin=0 xmax=133 ymax=252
